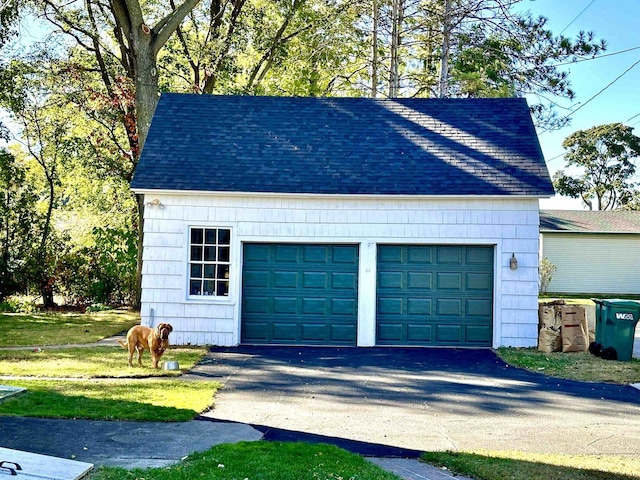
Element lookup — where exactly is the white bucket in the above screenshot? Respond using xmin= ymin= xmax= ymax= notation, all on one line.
xmin=163 ymin=361 xmax=180 ymax=370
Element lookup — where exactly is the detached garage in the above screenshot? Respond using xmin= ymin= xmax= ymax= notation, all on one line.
xmin=540 ymin=210 xmax=640 ymax=295
xmin=131 ymin=93 xmax=554 ymax=348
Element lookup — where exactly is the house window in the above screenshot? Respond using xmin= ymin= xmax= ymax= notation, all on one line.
xmin=189 ymin=227 xmax=230 ymax=297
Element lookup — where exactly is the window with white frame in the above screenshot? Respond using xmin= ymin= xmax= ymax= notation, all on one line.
xmin=188 ymin=227 xmax=230 ymax=297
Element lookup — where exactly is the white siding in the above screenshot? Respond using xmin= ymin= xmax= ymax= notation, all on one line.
xmin=140 ymin=193 xmax=541 ymax=348
xmin=541 ymin=233 xmax=640 ymax=295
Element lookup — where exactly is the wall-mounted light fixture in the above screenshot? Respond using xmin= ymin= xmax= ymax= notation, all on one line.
xmin=509 ymin=253 xmax=518 ymax=270
xmin=145 ymin=198 xmax=164 ymax=208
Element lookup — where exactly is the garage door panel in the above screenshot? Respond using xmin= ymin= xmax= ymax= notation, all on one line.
xmin=332 ymin=272 xmax=357 ymax=289
xmin=244 ymin=244 xmax=270 ymax=262
xmin=303 ymin=272 xmax=327 ymax=289
xmin=243 ymin=296 xmax=269 ymax=314
xmin=438 ymin=247 xmax=462 ymax=264
xmin=436 ymin=324 xmax=462 ymax=343
xmin=466 ymin=299 xmax=492 ymax=316
xmin=377 ymin=245 xmax=493 ymax=347
xmin=333 ymin=246 xmax=358 ymax=264
xmin=242 ymin=322 xmax=269 ymax=341
xmin=378 ymin=297 xmax=403 ymax=315
xmin=275 ymin=245 xmax=298 ymax=262
xmin=273 ymin=323 xmax=298 ymax=341
xmin=466 ymin=273 xmax=492 ymax=291
xmin=408 ymin=246 xmax=434 ymax=264
xmin=437 ymin=272 xmax=463 ymax=290
xmin=379 ymin=271 xmax=403 ymax=289
xmin=467 ymin=247 xmax=492 ymax=265
xmin=242 ymin=243 xmax=358 ymax=345
xmin=304 ymin=246 xmax=328 ymax=263
xmin=331 ymin=324 xmax=357 ymax=342
xmin=303 ymin=298 xmax=326 ymax=314
xmin=408 ymin=272 xmax=432 ymax=289
xmin=407 ymin=324 xmax=432 ymax=342
xmin=437 ymin=298 xmax=462 ymax=316
xmin=408 ymin=298 xmax=431 ymax=315
xmin=302 ymin=324 xmax=326 ymax=342
xmin=274 ymin=271 xmax=298 ymax=288
xmin=377 ymin=323 xmax=403 ymax=342
xmin=332 ymin=298 xmax=357 ymax=315
xmin=466 ymin=325 xmax=492 ymax=344
xmin=273 ymin=297 xmax=298 ymax=314
xmin=378 ymin=246 xmax=403 ymax=263
xmin=243 ymin=271 xmax=270 ymax=288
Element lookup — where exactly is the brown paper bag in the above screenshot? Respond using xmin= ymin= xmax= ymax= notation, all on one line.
xmin=558 ymin=306 xmax=588 ymax=353
xmin=538 ymin=326 xmax=562 ymax=353
xmin=538 ymin=305 xmax=562 ymax=330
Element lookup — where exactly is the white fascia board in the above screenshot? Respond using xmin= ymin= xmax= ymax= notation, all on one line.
xmin=131 ymin=188 xmax=547 ymax=201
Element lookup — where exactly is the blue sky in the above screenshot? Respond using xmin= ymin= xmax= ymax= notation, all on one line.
xmin=520 ymin=0 xmax=640 ymax=209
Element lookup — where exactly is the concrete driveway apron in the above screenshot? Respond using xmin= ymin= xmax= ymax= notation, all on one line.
xmin=188 ymin=347 xmax=640 ymax=457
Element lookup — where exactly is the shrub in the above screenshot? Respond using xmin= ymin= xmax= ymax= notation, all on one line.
xmin=539 ymin=257 xmax=557 ymax=294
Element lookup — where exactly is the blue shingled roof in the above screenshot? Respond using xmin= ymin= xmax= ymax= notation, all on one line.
xmin=131 ymin=94 xmax=554 ymax=196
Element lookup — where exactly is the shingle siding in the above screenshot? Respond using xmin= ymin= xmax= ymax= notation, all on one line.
xmin=132 ymin=94 xmax=553 ymax=197
xmin=140 ymin=193 xmax=541 ymax=348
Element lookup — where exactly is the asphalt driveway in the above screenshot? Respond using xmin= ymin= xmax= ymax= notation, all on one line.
xmin=188 ymin=347 xmax=640 ymax=456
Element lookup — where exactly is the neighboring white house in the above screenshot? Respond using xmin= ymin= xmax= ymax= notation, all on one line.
xmin=131 ymin=94 xmax=554 ymax=348
xmin=540 ymin=210 xmax=640 ymax=296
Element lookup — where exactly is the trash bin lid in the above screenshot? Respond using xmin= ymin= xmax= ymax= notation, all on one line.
xmin=592 ymin=298 xmax=640 ymax=307
xmin=592 ymin=298 xmax=640 ymax=310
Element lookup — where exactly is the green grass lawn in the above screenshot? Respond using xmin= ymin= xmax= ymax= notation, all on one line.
xmin=91 ymin=442 xmax=402 ymax=480
xmin=0 ymin=344 xmax=216 ymax=421
xmin=422 ymin=450 xmax=640 ymax=480
xmin=496 ymin=348 xmax=640 ymax=384
xmin=0 ymin=346 xmax=206 ymax=378
xmin=0 ymin=309 xmax=139 ymax=346
xmin=0 ymin=378 xmax=217 ymax=421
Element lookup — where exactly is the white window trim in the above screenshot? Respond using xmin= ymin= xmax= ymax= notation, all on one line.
xmin=184 ymin=224 xmax=235 ymax=304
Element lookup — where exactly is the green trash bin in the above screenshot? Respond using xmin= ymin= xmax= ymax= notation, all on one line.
xmin=590 ymin=299 xmax=640 ymax=361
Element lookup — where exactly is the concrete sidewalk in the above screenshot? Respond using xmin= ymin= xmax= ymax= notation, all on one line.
xmin=0 ymin=417 xmax=467 ymax=480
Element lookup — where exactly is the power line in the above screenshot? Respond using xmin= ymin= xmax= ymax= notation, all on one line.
xmin=570 ymin=57 xmax=640 ymax=116
xmin=540 ymin=56 xmax=640 ymax=136
xmin=560 ymin=0 xmax=597 ymax=35
xmin=554 ymin=46 xmax=640 ymax=67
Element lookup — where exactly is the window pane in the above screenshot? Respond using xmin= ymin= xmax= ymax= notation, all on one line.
xmin=190 ymin=264 xmax=203 ymax=278
xmin=204 ymin=246 xmax=217 ymax=261
xmin=191 ymin=228 xmax=204 ymax=244
xmin=218 ymin=246 xmax=230 ymax=262
xmin=190 ymin=245 xmax=203 ymax=261
xmin=217 ymin=280 xmax=229 ymax=296
xmin=190 ymin=280 xmax=202 ymax=295
xmin=218 ymin=265 xmax=230 ymax=280
xmin=204 ymin=264 xmax=216 ymax=279
xmin=203 ymin=280 xmax=215 ymax=295
xmin=218 ymin=229 xmax=231 ymax=245
xmin=205 ymin=229 xmax=217 ymax=244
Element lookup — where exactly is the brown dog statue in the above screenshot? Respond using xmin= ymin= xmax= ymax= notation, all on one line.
xmin=118 ymin=323 xmax=173 ymax=368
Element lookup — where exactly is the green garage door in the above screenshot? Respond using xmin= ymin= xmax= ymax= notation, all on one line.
xmin=242 ymin=244 xmax=359 ymax=345
xmin=377 ymin=245 xmax=493 ymax=346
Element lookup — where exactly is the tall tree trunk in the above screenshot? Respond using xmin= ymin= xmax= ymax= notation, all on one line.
xmin=371 ymin=0 xmax=379 ymax=98
xmin=389 ymin=0 xmax=401 ymax=97
xmin=39 ymin=171 xmax=56 ymax=309
xmin=439 ymin=0 xmax=451 ymax=98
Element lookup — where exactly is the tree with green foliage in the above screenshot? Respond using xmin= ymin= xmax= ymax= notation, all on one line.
xmin=0 ymin=148 xmax=42 ymax=302
xmin=3 ymin=0 xmax=607 ymax=308
xmin=351 ymin=0 xmax=605 ymax=129
xmin=553 ymin=123 xmax=640 ymax=211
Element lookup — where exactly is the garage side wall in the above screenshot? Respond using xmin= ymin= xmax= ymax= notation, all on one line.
xmin=542 ymin=233 xmax=640 ymax=295
xmin=139 ymin=194 xmax=540 ymax=347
